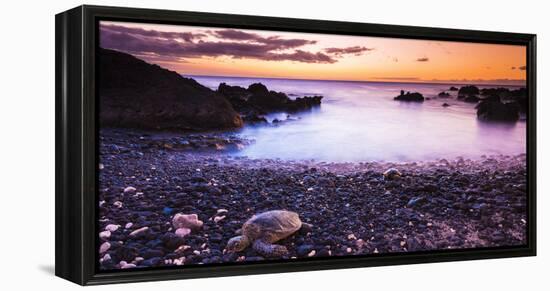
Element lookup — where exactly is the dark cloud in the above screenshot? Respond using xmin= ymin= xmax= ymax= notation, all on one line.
xmin=519 ymin=65 xmax=527 ymax=70
xmin=212 ymin=29 xmax=316 ymax=50
xmin=324 ymin=46 xmax=374 ymax=56
xmin=100 ymin=26 xmax=336 ymax=63
xmin=101 ymin=24 xmax=206 ymax=42
xmin=416 ymin=57 xmax=429 ymax=62
xmin=511 ymin=66 xmax=516 ymax=70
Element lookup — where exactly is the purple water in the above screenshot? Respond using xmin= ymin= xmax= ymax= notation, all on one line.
xmin=190 ymin=75 xmax=527 ymax=162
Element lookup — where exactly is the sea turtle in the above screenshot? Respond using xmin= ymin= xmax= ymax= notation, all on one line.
xmin=383 ymin=168 xmax=402 ymax=180
xmin=225 ymin=210 xmax=303 ymax=257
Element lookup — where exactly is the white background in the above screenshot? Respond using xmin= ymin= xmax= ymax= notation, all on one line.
xmin=0 ymin=0 xmax=547 ymax=289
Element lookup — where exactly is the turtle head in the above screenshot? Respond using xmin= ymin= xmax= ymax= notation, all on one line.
xmin=226 ymin=235 xmax=250 ymax=253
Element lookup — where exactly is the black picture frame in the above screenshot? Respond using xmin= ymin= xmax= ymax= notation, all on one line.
xmin=55 ymin=4 xmax=537 ymax=286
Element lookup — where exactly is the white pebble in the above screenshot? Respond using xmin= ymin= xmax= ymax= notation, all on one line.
xmin=347 ymin=234 xmax=357 ymax=240
xmin=123 ymin=186 xmax=136 ymax=193
xmin=173 ymin=257 xmax=185 ymax=265
xmin=102 ymin=254 xmax=111 ymax=262
xmin=105 ymin=224 xmax=120 ymax=232
xmin=175 ymin=245 xmax=191 ymax=253
xmin=216 ymin=209 xmax=228 ymax=214
xmin=175 ymin=227 xmax=191 ymax=238
xmin=99 ymin=242 xmax=111 ymax=253
xmin=98 ymin=163 xmax=104 ymax=170
xmin=99 ymin=230 xmax=111 ymax=240
xmin=125 ymin=222 xmax=133 ymax=229
xmin=129 ymin=226 xmax=149 ymax=237
xmin=214 ymin=216 xmax=226 ymax=223
xmin=113 ymin=201 xmax=123 ymax=208
xmin=307 ymin=250 xmax=316 ymax=257
xmin=99 ymin=200 xmax=105 ymax=207
xmin=121 ymin=263 xmax=136 ymax=269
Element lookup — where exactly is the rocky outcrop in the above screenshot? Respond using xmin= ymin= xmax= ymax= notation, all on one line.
xmin=476 ymin=99 xmax=519 ymax=122
xmin=449 ymin=86 xmax=459 ymax=91
xmin=458 ymin=85 xmax=480 ymax=97
xmin=438 ymin=91 xmax=451 ymax=98
xmin=394 ymin=90 xmax=424 ymax=102
xmin=217 ymin=82 xmax=322 ymax=122
xmin=99 ymin=48 xmax=243 ymax=130
xmin=463 ymin=95 xmax=480 ymax=103
xmin=480 ymin=87 xmax=527 ymax=113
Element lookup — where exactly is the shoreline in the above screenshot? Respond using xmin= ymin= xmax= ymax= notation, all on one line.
xmin=98 ymin=128 xmax=527 ymax=270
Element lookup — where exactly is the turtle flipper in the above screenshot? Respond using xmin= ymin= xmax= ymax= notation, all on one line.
xmin=253 ymin=240 xmax=288 ymax=258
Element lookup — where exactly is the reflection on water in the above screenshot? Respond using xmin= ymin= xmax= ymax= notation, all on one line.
xmin=191 ymin=75 xmax=527 ymax=162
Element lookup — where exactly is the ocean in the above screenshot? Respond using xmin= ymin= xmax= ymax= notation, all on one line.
xmin=189 ymin=75 xmax=527 ymax=162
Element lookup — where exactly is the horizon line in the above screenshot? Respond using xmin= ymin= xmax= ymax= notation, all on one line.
xmin=181 ymin=73 xmax=527 ymax=87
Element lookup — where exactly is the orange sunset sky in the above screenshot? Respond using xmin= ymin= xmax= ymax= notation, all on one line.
xmin=100 ymin=21 xmax=527 ymax=85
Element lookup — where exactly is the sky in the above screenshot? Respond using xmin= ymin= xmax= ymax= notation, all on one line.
xmin=99 ymin=21 xmax=527 ymax=85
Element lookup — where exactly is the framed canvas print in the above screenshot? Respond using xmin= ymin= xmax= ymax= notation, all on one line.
xmin=55 ymin=5 xmax=536 ymax=285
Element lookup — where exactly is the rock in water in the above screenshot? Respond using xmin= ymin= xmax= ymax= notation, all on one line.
xmin=172 ymin=213 xmax=203 ymax=231
xmin=99 ymin=48 xmax=242 ymax=130
xmin=476 ymin=99 xmax=519 ymax=122
xmin=394 ymin=91 xmax=424 ymax=102
xmin=217 ymin=82 xmax=322 ymax=117
xmin=458 ymin=85 xmax=480 ymax=97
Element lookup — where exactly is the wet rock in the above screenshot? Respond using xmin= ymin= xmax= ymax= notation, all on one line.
xmin=458 ymin=85 xmax=480 ymax=97
xmin=394 ymin=90 xmax=424 ymax=102
xmin=476 ymin=99 xmax=519 ymax=122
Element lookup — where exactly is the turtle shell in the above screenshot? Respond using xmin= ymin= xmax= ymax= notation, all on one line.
xmin=242 ymin=210 xmax=302 ymax=243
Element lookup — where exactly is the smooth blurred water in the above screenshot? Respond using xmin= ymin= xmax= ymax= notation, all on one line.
xmin=191 ymin=75 xmax=527 ymax=162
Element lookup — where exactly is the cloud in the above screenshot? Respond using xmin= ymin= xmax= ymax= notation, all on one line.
xmin=101 ymin=24 xmax=206 ymax=42
xmin=324 ymin=46 xmax=374 ymax=56
xmin=416 ymin=57 xmax=429 ymax=62
xmin=519 ymin=65 xmax=527 ymax=70
xmin=212 ymin=29 xmax=316 ymax=50
xmin=100 ymin=24 xmax=339 ymax=64
xmin=511 ymin=66 xmax=516 ymax=70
